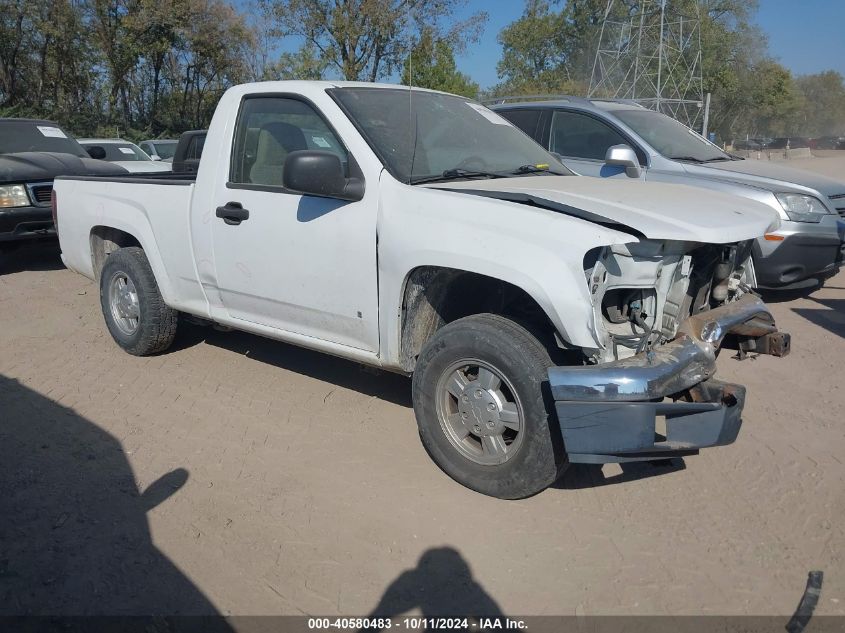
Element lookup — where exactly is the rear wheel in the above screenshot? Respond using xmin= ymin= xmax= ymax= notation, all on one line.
xmin=100 ymin=247 xmax=177 ymax=355
xmin=412 ymin=313 xmax=566 ymax=499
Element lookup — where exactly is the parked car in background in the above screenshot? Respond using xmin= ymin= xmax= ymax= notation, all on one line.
xmin=55 ymin=81 xmax=791 ymax=499
xmin=490 ymin=97 xmax=845 ymax=290
xmin=734 ymin=139 xmax=763 ymax=151
xmin=79 ymin=139 xmax=171 ymax=173
xmin=0 ymin=118 xmax=125 ymax=250
xmin=171 ymin=130 xmax=206 ymax=174
xmin=139 ymin=139 xmax=178 ymax=162
xmin=812 ymin=136 xmax=845 ymax=150
xmin=768 ymin=137 xmax=810 ymax=149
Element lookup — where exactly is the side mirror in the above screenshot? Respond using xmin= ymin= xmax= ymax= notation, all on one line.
xmin=604 ymin=144 xmax=642 ymax=178
xmin=283 ymin=150 xmax=364 ymax=202
xmin=86 ymin=146 xmax=107 ymax=160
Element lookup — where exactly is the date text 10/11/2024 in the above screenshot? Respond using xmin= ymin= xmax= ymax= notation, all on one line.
xmin=307 ymin=618 xmax=528 ymax=630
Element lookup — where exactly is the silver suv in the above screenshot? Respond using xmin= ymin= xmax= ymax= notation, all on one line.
xmin=490 ymin=97 xmax=845 ymax=289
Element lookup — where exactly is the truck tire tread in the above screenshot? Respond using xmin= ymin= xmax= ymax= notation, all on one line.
xmin=412 ymin=312 xmax=566 ymax=499
xmin=99 ymin=247 xmax=177 ymax=356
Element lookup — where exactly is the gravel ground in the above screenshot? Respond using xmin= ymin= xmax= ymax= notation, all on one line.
xmin=1 ymin=155 xmax=843 ymax=619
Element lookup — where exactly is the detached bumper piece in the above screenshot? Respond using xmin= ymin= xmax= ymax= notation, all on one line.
xmin=548 ymin=294 xmax=788 ymax=464
xmin=557 ymin=379 xmax=745 ymax=463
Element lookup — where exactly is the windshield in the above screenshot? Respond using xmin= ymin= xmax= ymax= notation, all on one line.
xmin=330 ymin=87 xmax=570 ymax=183
xmin=613 ymin=109 xmax=730 ymax=162
xmin=151 ymin=141 xmax=177 ymax=159
xmin=0 ymin=121 xmax=88 ymax=157
xmin=83 ymin=142 xmax=151 ymax=162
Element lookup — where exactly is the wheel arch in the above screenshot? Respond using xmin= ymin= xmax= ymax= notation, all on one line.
xmin=87 ymin=222 xmax=177 ymax=306
xmin=90 ymin=226 xmax=142 ymax=281
xmin=397 ymin=265 xmax=571 ymax=372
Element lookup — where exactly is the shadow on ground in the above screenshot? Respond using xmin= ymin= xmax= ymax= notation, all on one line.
xmin=361 ymin=547 xmax=503 ymax=630
xmin=555 ymin=458 xmax=686 ymax=489
xmin=792 ymin=298 xmax=845 ymax=339
xmin=0 ymin=374 xmax=228 ymax=619
xmin=172 ymin=325 xmax=689 ymax=488
xmin=758 ymin=283 xmax=822 ymax=304
xmin=0 ymin=241 xmax=64 ymax=274
xmin=177 ymin=324 xmax=413 ymax=407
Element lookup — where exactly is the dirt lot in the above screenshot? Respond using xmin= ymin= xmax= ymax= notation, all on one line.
xmin=1 ymin=156 xmax=844 ymax=618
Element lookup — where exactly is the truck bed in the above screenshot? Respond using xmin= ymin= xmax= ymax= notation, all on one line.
xmin=54 ymin=173 xmax=205 ymax=316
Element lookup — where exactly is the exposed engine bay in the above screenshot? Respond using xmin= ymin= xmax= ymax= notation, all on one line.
xmin=584 ymin=239 xmax=758 ymax=363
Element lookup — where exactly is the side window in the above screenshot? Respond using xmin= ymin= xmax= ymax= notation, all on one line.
xmin=230 ymin=96 xmax=348 ymax=187
xmin=497 ymin=109 xmax=542 ymax=141
xmin=186 ymin=135 xmax=205 ymax=160
xmin=550 ymin=110 xmax=629 ymax=161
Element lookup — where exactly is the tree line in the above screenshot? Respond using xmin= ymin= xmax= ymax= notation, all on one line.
xmin=1 ymin=0 xmax=842 ymax=143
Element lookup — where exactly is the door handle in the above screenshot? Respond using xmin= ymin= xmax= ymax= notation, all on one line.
xmin=216 ymin=202 xmax=249 ymax=225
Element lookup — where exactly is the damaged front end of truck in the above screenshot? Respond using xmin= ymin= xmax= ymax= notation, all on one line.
xmin=551 ymin=238 xmax=791 ymax=464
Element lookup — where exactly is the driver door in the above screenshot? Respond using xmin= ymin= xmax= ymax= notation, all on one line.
xmin=209 ymin=95 xmax=379 ymax=352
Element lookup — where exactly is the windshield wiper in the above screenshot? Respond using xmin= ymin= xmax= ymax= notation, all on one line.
xmin=410 ymin=168 xmax=507 ymax=185
xmin=509 ymin=163 xmax=570 ymax=176
xmin=669 ymin=155 xmax=731 ymax=163
xmin=510 ymin=164 xmax=547 ymax=174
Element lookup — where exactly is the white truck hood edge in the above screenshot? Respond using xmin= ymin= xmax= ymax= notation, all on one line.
xmin=426 ymin=176 xmax=779 ymax=243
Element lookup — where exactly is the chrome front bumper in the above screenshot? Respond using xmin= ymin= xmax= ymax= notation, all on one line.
xmin=549 ymin=294 xmax=790 ymax=463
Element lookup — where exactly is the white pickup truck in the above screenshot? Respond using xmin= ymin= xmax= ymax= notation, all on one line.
xmin=55 ymin=81 xmax=791 ymax=499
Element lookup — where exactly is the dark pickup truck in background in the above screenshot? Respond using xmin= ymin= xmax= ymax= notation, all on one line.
xmin=171 ymin=129 xmax=206 ymax=174
xmin=0 ymin=119 xmax=125 ymax=250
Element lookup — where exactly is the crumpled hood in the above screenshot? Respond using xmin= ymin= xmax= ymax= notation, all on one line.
xmin=0 ymin=151 xmax=127 ymax=184
xmin=426 ymin=175 xmax=779 ymax=243
xmin=688 ymin=159 xmax=845 ymax=198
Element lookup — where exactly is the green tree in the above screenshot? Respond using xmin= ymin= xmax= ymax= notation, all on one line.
xmin=795 ymin=71 xmax=845 ymax=136
xmin=88 ymin=0 xmax=143 ymax=130
xmin=261 ymin=0 xmax=487 ymax=82
xmin=493 ymin=0 xmax=629 ymax=96
xmin=0 ymin=0 xmax=100 ymax=131
xmin=400 ymin=31 xmax=478 ymax=97
xmin=127 ymin=0 xmax=188 ymax=133
xmin=267 ymin=45 xmax=329 ymax=81
xmin=495 ymin=0 xmax=571 ymax=94
xmin=745 ymin=61 xmax=803 ymax=136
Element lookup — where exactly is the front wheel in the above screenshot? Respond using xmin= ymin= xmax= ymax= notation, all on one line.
xmin=99 ymin=247 xmax=177 ymax=356
xmin=412 ymin=314 xmax=566 ymax=499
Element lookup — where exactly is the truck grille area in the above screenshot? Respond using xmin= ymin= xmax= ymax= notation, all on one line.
xmin=26 ymin=182 xmax=53 ymax=207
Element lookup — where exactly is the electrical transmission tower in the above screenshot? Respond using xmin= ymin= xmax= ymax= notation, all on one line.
xmin=588 ymin=0 xmax=706 ymax=131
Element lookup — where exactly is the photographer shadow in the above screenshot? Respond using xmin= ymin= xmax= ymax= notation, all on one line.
xmin=0 ymin=374 xmax=230 ymax=623
xmin=360 ymin=547 xmax=503 ymax=631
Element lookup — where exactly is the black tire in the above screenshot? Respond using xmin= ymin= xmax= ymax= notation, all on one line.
xmin=412 ymin=313 xmax=566 ymax=499
xmin=99 ymin=247 xmax=177 ymax=356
